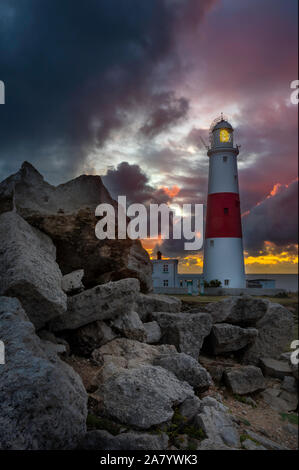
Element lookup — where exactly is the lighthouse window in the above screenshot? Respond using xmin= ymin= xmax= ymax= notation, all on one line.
xmin=210 ymin=240 xmax=214 ymax=247
xmin=163 ymin=264 xmax=169 ymax=272
xmin=223 ymin=156 xmax=228 ymax=162
xmin=224 ymin=279 xmax=230 ymax=286
xmin=163 ymin=280 xmax=169 ymax=287
xmin=224 ymin=207 xmax=229 ymax=214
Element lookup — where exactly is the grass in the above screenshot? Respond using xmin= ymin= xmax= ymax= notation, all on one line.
xmin=280 ymin=413 xmax=298 ymax=426
xmin=86 ymin=413 xmax=126 ymax=435
xmin=240 ymin=434 xmax=261 ymax=446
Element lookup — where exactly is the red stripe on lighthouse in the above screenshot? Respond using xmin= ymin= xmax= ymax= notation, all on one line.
xmin=205 ymin=192 xmax=242 ymax=238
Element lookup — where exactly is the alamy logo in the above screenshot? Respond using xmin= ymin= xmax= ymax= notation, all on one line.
xmin=0 ymin=340 xmax=5 ymax=364
xmin=95 ymin=196 xmax=203 ymax=250
xmin=0 ymin=81 xmax=5 ymax=104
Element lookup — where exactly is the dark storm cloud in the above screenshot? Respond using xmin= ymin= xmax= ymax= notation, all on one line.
xmin=0 ymin=0 xmax=212 ymax=183
xmin=139 ymin=92 xmax=189 ymax=138
xmin=103 ymin=161 xmax=169 ymax=205
xmin=242 ymin=179 xmax=298 ymax=254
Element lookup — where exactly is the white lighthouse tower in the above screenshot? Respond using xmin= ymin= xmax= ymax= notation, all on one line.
xmin=203 ymin=116 xmax=246 ymax=288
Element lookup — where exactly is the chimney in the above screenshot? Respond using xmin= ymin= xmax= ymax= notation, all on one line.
xmin=157 ymin=251 xmax=162 ymax=260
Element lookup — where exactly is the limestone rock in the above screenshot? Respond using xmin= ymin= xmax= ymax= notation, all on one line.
xmin=136 ymin=293 xmax=181 ymax=321
xmin=112 ymin=311 xmax=146 ymax=342
xmin=150 ymin=311 xmax=212 ymax=359
xmin=143 ymin=321 xmax=162 ymax=344
xmin=209 ymin=323 xmax=258 ymax=355
xmin=61 ymin=269 xmax=84 ymax=294
xmin=244 ymin=430 xmax=289 ymax=450
xmin=260 ymin=357 xmax=293 ymax=379
xmin=242 ymin=439 xmax=266 ymax=450
xmin=101 ymin=365 xmax=194 ymax=429
xmin=61 ymin=321 xmax=117 ymax=357
xmin=0 ymin=297 xmax=87 ymax=450
xmin=178 ymin=396 xmax=202 ymax=422
xmin=154 ymin=353 xmax=212 ymax=391
xmin=194 ymin=397 xmax=240 ymax=448
xmin=281 ymin=376 xmax=297 ymax=394
xmin=224 ymin=366 xmax=265 ymax=395
xmin=79 ymin=429 xmax=169 ymax=450
xmin=0 ymin=211 xmax=67 ymax=329
xmin=242 ymin=303 xmax=294 ymax=365
xmin=91 ymin=337 xmax=176 ymax=383
xmin=50 ymin=278 xmax=140 ymax=331
xmin=261 ymin=388 xmax=298 ymax=412
xmin=206 ymin=296 xmax=269 ymax=326
xmin=0 ymin=162 xmax=152 ymax=292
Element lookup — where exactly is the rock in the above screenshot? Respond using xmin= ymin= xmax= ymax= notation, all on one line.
xmin=244 ymin=430 xmax=289 ymax=450
xmin=0 ymin=211 xmax=67 ymax=330
xmin=206 ymin=296 xmax=269 ymax=325
xmin=38 ymin=330 xmax=70 ymax=355
xmin=112 ymin=311 xmax=146 ymax=342
xmin=281 ymin=376 xmax=297 ymax=394
xmin=50 ymin=278 xmax=140 ymax=331
xmin=194 ymin=397 xmax=240 ymax=448
xmin=136 ymin=293 xmax=181 ymax=321
xmin=154 ymin=353 xmax=212 ymax=391
xmin=260 ymin=358 xmax=293 ymax=379
xmin=242 ymin=303 xmax=294 ymax=365
xmin=61 ymin=321 xmax=117 ymax=357
xmin=207 ymin=365 xmax=225 ymax=385
xmin=0 ymin=162 xmax=152 ymax=292
xmin=91 ymin=338 xmax=177 ymax=383
xmin=79 ymin=429 xmax=169 ymax=450
xmin=143 ymin=321 xmax=162 ymax=344
xmin=289 ymin=357 xmax=299 ymax=380
xmin=0 ymin=296 xmax=87 ymax=450
xmin=178 ymin=396 xmax=202 ymax=422
xmin=224 ymin=366 xmax=265 ymax=395
xmin=280 ymin=352 xmax=292 ymax=362
xmin=150 ymin=312 xmax=212 ymax=359
xmin=61 ymin=269 xmax=84 ymax=294
xmin=100 ymin=365 xmax=194 ymax=429
xmin=209 ymin=324 xmax=258 ymax=355
xmin=261 ymin=388 xmax=298 ymax=413
xmin=242 ymin=439 xmax=266 ymax=450
xmin=197 ymin=439 xmax=235 ymax=450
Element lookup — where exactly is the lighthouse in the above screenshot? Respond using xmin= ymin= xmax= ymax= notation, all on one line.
xmin=203 ymin=117 xmax=246 ymax=288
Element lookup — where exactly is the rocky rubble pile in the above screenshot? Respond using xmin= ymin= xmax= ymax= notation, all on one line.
xmin=0 ymin=163 xmax=297 ymax=451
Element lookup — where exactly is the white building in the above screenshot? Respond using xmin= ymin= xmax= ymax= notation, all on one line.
xmin=152 ymin=251 xmax=202 ymax=295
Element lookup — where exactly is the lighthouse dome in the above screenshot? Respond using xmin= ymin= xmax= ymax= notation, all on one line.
xmin=212 ymin=120 xmax=233 ymax=132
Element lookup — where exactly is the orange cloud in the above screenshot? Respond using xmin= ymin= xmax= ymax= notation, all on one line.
xmin=161 ymin=185 xmax=180 ymax=198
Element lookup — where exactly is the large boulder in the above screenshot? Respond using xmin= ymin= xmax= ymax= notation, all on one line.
xmin=209 ymin=323 xmax=258 ymax=355
xmin=150 ymin=312 xmax=213 ymax=359
xmin=206 ymin=296 xmax=269 ymax=325
xmin=112 ymin=310 xmax=146 ymax=342
xmin=91 ymin=337 xmax=176 ymax=382
xmin=242 ymin=303 xmax=294 ymax=365
xmin=100 ymin=365 xmax=194 ymax=429
xmin=0 ymin=297 xmax=87 ymax=450
xmin=223 ymin=366 xmax=266 ymax=395
xmin=60 ymin=320 xmax=117 ymax=357
xmin=79 ymin=430 xmax=169 ymax=450
xmin=260 ymin=357 xmax=293 ymax=379
xmin=50 ymin=278 xmax=140 ymax=331
xmin=136 ymin=293 xmax=181 ymax=321
xmin=0 ymin=162 xmax=152 ymax=292
xmin=154 ymin=353 xmax=212 ymax=391
xmin=194 ymin=397 xmax=240 ymax=448
xmin=261 ymin=388 xmax=298 ymax=413
xmin=0 ymin=211 xmax=67 ymax=329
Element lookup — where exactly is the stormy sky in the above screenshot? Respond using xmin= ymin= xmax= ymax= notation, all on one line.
xmin=0 ymin=0 xmax=298 ymax=273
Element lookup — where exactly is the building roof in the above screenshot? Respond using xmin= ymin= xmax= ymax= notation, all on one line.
xmin=212 ymin=119 xmax=233 ymax=132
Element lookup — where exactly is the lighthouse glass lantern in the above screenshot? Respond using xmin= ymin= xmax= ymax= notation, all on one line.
xmin=203 ymin=117 xmax=246 ymax=288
